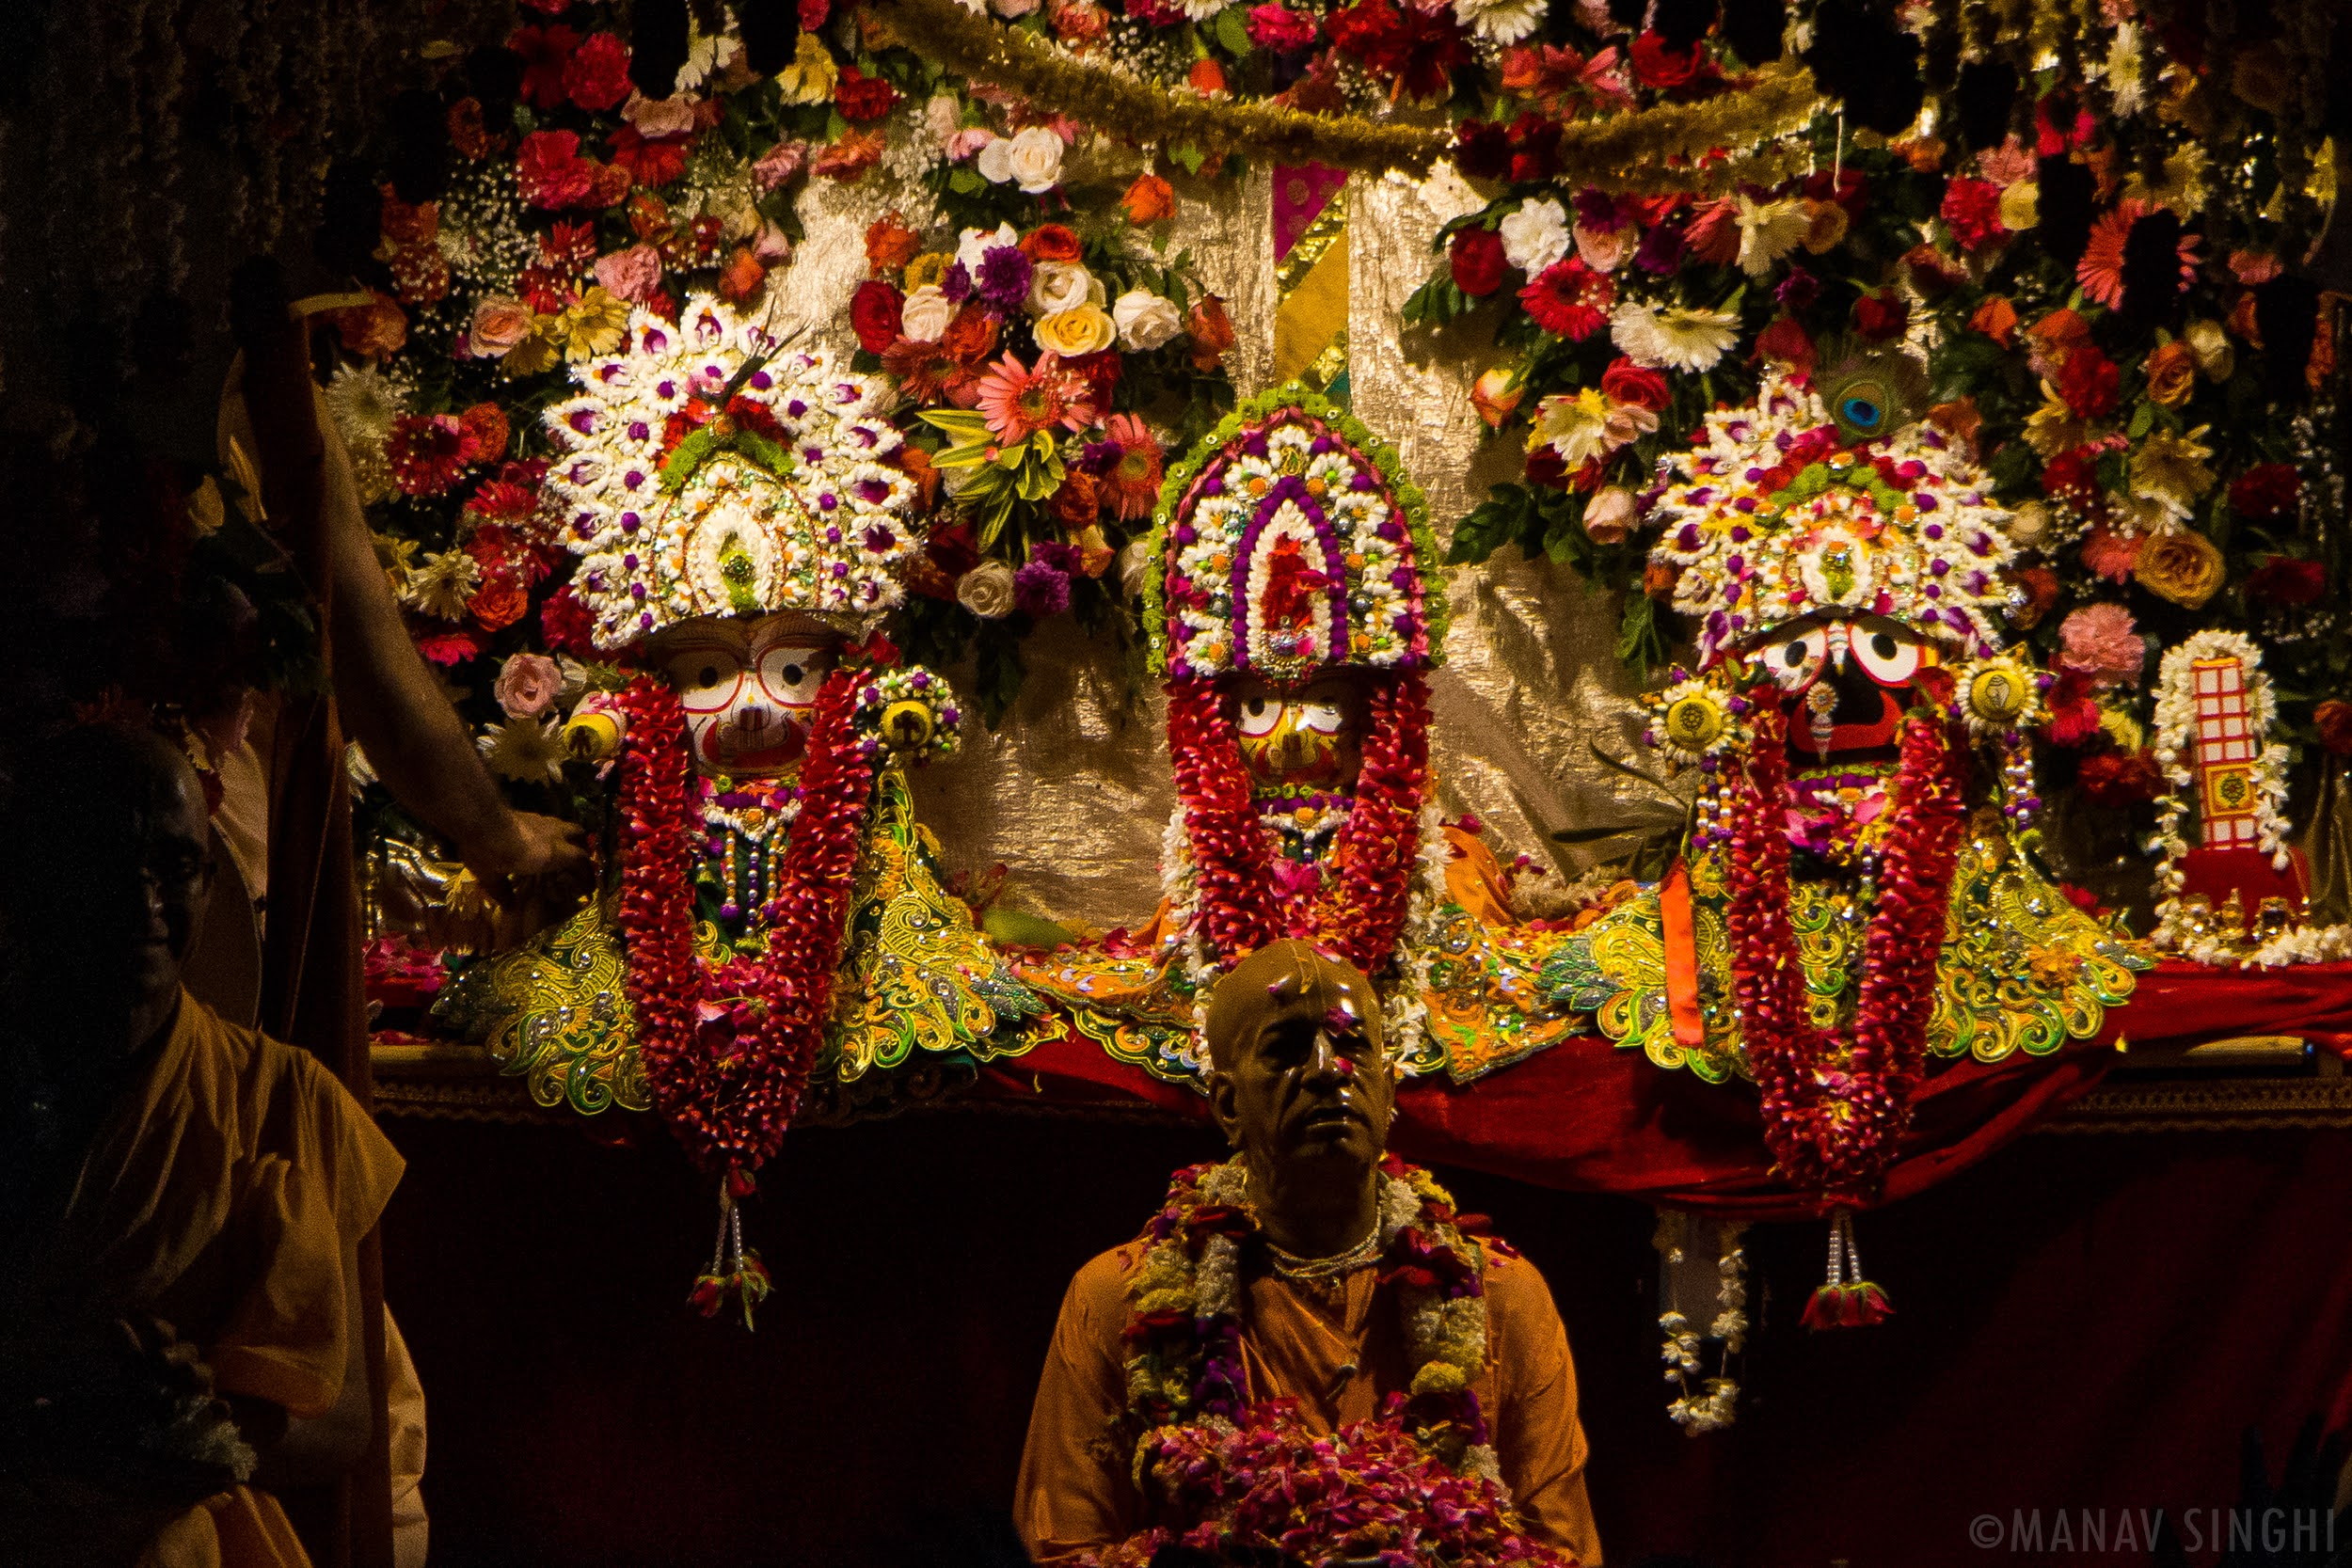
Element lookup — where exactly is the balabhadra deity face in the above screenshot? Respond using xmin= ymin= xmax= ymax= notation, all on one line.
xmin=1232 ymin=674 xmax=1365 ymax=796
xmin=654 ymin=611 xmax=837 ymax=778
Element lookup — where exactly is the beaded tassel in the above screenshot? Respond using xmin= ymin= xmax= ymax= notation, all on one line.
xmin=1800 ymin=1209 xmax=1894 ymax=1330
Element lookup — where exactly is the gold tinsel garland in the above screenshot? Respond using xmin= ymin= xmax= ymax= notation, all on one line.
xmin=863 ymin=0 xmax=1824 ymax=192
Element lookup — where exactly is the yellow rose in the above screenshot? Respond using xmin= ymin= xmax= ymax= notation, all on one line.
xmin=2184 ymin=317 xmax=2234 ymax=382
xmin=2132 ymin=526 xmax=2227 ymax=608
xmin=1035 ymin=304 xmax=1117 ymax=357
xmin=2145 ymin=341 xmax=2197 ymax=406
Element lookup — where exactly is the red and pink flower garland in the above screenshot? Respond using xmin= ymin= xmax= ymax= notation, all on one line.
xmin=614 ymin=670 xmax=878 ymax=1180
xmin=1166 ymin=672 xmax=1432 ymax=974
xmin=1721 ymin=703 xmax=1970 ymax=1208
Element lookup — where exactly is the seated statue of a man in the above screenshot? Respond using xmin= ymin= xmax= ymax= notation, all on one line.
xmin=1015 ymin=939 xmax=1601 ymax=1565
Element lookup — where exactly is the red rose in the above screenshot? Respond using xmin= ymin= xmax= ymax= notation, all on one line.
xmin=850 ymin=279 xmax=904 ymax=355
xmin=510 ymin=23 xmax=580 ymax=112
xmin=516 ymin=130 xmax=594 ymax=211
xmin=2041 ymin=447 xmax=2101 ymax=509
xmin=1939 ymin=177 xmax=2007 ymax=252
xmin=2056 ymin=345 xmax=2120 ymax=419
xmin=1454 ymin=119 xmax=1508 ymax=182
xmin=1020 ymin=223 xmax=1084 ymax=262
xmin=1600 ymin=356 xmax=1671 ymax=413
xmin=609 ymin=126 xmax=691 ymax=187
xmin=1629 ymin=31 xmax=1699 ymax=88
xmin=1326 ymin=0 xmax=1402 ymax=57
xmin=2229 ymin=462 xmax=2301 ymax=520
xmin=1449 ymin=229 xmax=1505 ymax=296
xmin=2316 ymin=699 xmax=2352 ymax=755
xmin=834 ymin=66 xmax=901 ymax=122
xmin=1854 ymin=288 xmax=1910 ymax=341
xmin=1505 ymin=112 xmax=1561 ymax=183
xmin=2076 ymin=750 xmax=2166 ymax=806
xmin=1525 ymin=445 xmax=1569 ymax=490
xmin=2244 ymin=555 xmax=2328 ymax=606
xmin=1753 ymin=316 xmax=1816 ymax=372
xmin=564 ymin=32 xmax=632 ymax=111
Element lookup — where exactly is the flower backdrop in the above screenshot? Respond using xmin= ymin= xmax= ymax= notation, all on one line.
xmin=303 ymin=0 xmax=2350 ymax=969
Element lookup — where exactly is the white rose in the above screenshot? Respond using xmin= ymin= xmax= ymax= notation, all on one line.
xmin=923 ymin=94 xmax=962 ymax=143
xmin=1499 ymin=197 xmax=1571 ymax=276
xmin=976 ymin=135 xmax=1017 ymax=186
xmin=956 ymin=560 xmax=1018 ymax=618
xmin=900 ymin=285 xmax=954 ymax=343
xmin=1027 ymin=261 xmax=1100 ymax=317
xmin=1112 ymin=290 xmax=1184 ymax=351
xmin=955 ymin=222 xmax=1020 ymax=275
xmin=1001 ymin=125 xmax=1066 ymax=195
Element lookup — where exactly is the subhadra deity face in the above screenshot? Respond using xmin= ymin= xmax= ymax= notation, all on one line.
xmin=1232 ymin=674 xmax=1365 ymax=797
xmin=1752 ymin=612 xmax=1938 ymax=768
xmin=653 ymin=611 xmax=838 ymax=778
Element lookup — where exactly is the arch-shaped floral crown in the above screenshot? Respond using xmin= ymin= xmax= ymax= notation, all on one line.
xmin=540 ymin=294 xmax=919 ymax=652
xmin=1648 ymin=372 xmax=2022 ymax=670
xmin=1144 ymin=388 xmax=1448 ymax=683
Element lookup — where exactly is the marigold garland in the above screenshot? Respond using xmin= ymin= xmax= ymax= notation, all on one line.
xmin=866 ymin=0 xmax=1818 ymax=192
xmin=1722 ymin=704 xmax=1970 ymax=1207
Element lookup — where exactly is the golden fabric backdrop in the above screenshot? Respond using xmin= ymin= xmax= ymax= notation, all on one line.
xmin=770 ymin=164 xmax=1673 ymax=931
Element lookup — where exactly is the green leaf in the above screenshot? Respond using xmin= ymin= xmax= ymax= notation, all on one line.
xmin=918 ymin=408 xmax=994 ymax=441
xmin=2126 ymin=401 xmax=2154 ymax=439
xmin=1214 ymin=7 xmax=1253 ymax=55
xmin=1615 ymin=593 xmax=1664 ymax=672
xmin=948 ymin=168 xmax=985 ymax=196
xmin=1448 ymin=485 xmax=1533 ymax=565
xmin=1169 ymin=144 xmax=1207 ymax=176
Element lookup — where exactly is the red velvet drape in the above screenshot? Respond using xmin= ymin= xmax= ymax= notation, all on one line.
xmin=982 ymin=960 xmax=2352 ymax=1217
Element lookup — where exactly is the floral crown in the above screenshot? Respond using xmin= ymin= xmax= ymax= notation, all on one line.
xmin=1647 ymin=372 xmax=2022 ymax=670
xmin=1145 ymin=388 xmax=1447 ymax=684
xmin=541 ymin=294 xmax=919 ymax=652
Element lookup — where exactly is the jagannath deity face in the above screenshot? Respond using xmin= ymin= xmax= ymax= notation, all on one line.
xmin=652 ymin=610 xmax=837 ymax=779
xmin=1749 ymin=611 xmax=1940 ymax=768
xmin=1231 ymin=674 xmax=1365 ymax=798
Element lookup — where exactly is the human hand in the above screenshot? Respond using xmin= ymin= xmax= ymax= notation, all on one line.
xmin=463 ymin=817 xmax=597 ymax=926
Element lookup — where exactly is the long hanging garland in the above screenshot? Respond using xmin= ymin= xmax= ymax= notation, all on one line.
xmin=1166 ymin=671 xmax=1432 ymax=975
xmin=615 ymin=667 xmax=882 ymax=1321
xmin=1721 ymin=704 xmax=1971 ymax=1211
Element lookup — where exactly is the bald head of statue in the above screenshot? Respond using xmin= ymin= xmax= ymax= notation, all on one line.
xmin=1203 ymin=941 xmax=1396 ymax=1255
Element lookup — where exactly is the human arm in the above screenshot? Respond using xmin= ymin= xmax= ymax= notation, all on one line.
xmin=1014 ymin=1251 xmax=1143 ymax=1563
xmin=229 ymin=1238 xmax=373 ymax=1492
xmin=1486 ymin=1255 xmax=1603 ymax=1564
xmin=314 ymin=402 xmax=593 ymax=907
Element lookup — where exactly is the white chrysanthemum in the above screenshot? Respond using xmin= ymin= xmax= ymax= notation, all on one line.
xmin=1610 ymin=303 xmax=1740 ymax=372
xmin=1499 ymin=197 xmax=1572 ymax=275
xmin=479 ymin=718 xmax=567 ymax=784
xmin=1454 ymin=0 xmax=1546 ymax=43
xmin=1530 ymin=389 xmax=1613 ymax=467
xmin=401 ymin=550 xmax=482 ymax=620
xmin=325 ymin=361 xmax=407 ymax=452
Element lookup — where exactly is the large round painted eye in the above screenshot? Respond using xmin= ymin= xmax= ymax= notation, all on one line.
xmin=1852 ymin=626 xmax=1924 ymax=686
xmin=1768 ymin=626 xmax=1830 ymax=691
xmin=666 ymin=649 xmax=745 ymax=713
xmin=755 ymin=644 xmax=831 ymax=708
xmin=1296 ymin=702 xmax=1346 ymax=735
xmin=1236 ymin=695 xmax=1281 ymax=736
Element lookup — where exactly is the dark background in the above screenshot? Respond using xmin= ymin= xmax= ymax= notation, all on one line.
xmin=382 ymin=1108 xmax=2352 ymax=1568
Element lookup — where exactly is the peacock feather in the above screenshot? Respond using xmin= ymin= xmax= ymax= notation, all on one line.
xmin=1815 ymin=339 xmax=1931 ymax=446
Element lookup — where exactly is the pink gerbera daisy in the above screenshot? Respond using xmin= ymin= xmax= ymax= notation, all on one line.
xmin=1102 ymin=413 xmax=1163 ymax=520
xmin=974 ymin=352 xmax=1099 ymax=443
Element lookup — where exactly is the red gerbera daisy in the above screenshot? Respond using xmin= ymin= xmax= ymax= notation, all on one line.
xmin=1518 ymin=256 xmax=1613 ymax=341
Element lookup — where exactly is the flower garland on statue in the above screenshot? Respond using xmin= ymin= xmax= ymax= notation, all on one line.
xmin=1719 ymin=701 xmax=1971 ymax=1297
xmin=1088 ymin=1156 xmax=1574 ymax=1568
xmin=614 ymin=663 xmax=884 ymax=1323
xmin=2148 ymin=629 xmax=2294 ymax=895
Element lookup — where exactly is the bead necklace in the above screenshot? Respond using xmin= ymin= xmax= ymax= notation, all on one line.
xmin=1263 ymin=1223 xmax=1384 ymax=1284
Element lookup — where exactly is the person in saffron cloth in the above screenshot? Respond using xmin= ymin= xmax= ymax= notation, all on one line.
xmin=1015 ymin=939 xmax=1600 ymax=1565
xmin=0 ymin=726 xmax=405 ymax=1568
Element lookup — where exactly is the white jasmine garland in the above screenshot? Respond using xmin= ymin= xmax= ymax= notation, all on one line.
xmin=1498 ymin=196 xmax=1572 ymax=275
